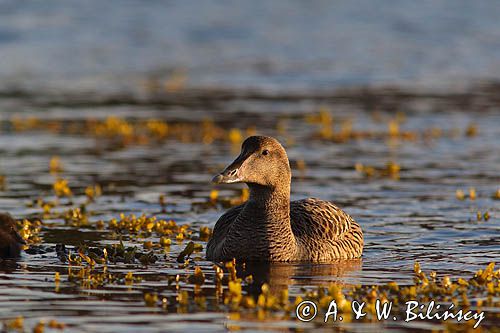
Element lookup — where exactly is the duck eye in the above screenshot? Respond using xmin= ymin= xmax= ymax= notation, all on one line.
xmin=262 ymin=150 xmax=269 ymax=156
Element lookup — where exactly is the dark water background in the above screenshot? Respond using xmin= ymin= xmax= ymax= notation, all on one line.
xmin=0 ymin=1 xmax=499 ymax=332
xmin=1 ymin=1 xmax=500 ymax=91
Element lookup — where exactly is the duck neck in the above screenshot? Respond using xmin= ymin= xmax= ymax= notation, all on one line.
xmin=241 ymin=182 xmax=296 ymax=260
xmin=248 ymin=183 xmax=290 ymax=213
xmin=244 ymin=182 xmax=293 ymax=238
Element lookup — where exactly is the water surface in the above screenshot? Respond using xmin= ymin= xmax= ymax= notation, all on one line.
xmin=0 ymin=87 xmax=498 ymax=331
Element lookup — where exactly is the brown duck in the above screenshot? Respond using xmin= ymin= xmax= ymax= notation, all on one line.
xmin=207 ymin=136 xmax=363 ymax=262
xmin=0 ymin=213 xmax=25 ymax=258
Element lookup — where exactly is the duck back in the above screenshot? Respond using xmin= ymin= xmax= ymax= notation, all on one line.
xmin=207 ymin=198 xmax=363 ymax=262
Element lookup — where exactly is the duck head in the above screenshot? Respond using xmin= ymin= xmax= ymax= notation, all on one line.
xmin=212 ymin=136 xmax=291 ymax=189
xmin=0 ymin=213 xmax=26 ymax=258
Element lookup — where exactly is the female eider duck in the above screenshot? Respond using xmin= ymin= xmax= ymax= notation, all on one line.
xmin=207 ymin=136 xmax=363 ymax=262
xmin=0 ymin=213 xmax=25 ymax=259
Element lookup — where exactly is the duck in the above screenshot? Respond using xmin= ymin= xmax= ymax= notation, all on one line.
xmin=0 ymin=213 xmax=26 ymax=259
xmin=206 ymin=136 xmax=363 ymax=262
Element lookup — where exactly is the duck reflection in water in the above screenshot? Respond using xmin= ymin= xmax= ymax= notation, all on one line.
xmin=234 ymin=259 xmax=362 ymax=296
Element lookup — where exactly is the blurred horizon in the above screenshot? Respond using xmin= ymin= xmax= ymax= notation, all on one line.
xmin=1 ymin=1 xmax=500 ymax=94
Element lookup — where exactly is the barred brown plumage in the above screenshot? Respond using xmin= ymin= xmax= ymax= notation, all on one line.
xmin=206 ymin=136 xmax=363 ymax=262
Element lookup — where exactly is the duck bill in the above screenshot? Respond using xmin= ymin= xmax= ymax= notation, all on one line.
xmin=212 ymin=151 xmax=249 ymax=184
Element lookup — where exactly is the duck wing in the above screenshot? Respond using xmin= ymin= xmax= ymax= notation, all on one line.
xmin=206 ymin=204 xmax=244 ymax=260
xmin=290 ymin=198 xmax=363 ymax=260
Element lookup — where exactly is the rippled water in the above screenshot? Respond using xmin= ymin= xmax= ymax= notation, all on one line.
xmin=2 ymin=1 xmax=500 ymax=91
xmin=0 ymin=86 xmax=499 ymax=332
xmin=1 ymin=1 xmax=499 ymax=331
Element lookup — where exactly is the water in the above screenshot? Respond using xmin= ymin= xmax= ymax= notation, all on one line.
xmin=0 ymin=87 xmax=499 ymax=331
xmin=0 ymin=1 xmax=500 ymax=331
xmin=1 ymin=1 xmax=500 ymax=91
